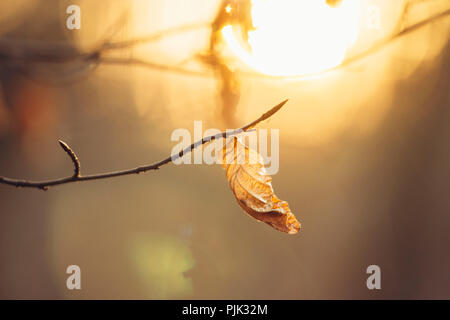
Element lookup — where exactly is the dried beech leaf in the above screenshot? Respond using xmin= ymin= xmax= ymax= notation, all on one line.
xmin=220 ymin=137 xmax=301 ymax=234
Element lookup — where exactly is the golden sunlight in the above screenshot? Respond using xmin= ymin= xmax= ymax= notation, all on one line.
xmin=222 ymin=0 xmax=360 ymax=76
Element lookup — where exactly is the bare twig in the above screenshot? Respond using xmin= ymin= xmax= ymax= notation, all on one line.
xmin=101 ymin=23 xmax=209 ymax=51
xmin=0 ymin=99 xmax=288 ymax=191
xmin=58 ymin=140 xmax=80 ymax=178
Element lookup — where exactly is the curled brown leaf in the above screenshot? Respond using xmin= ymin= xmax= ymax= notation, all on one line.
xmin=220 ymin=137 xmax=300 ymax=234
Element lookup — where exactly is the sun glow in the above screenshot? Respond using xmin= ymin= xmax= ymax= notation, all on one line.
xmin=222 ymin=0 xmax=361 ymax=76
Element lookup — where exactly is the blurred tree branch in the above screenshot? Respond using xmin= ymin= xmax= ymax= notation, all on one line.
xmin=0 ymin=4 xmax=447 ymax=82
xmin=0 ymin=2 xmax=448 ymax=189
xmin=0 ymin=6 xmax=447 ymax=81
xmin=0 ymin=99 xmax=288 ymax=190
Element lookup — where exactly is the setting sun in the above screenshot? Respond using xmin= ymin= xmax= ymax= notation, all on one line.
xmin=222 ymin=0 xmax=361 ymax=76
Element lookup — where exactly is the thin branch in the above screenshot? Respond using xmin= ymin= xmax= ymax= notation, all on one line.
xmin=98 ymin=56 xmax=207 ymax=77
xmin=0 ymin=99 xmax=289 ymax=191
xmin=58 ymin=140 xmax=80 ymax=178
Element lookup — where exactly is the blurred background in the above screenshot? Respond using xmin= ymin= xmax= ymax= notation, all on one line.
xmin=0 ymin=0 xmax=449 ymax=299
